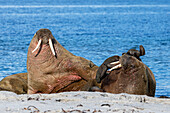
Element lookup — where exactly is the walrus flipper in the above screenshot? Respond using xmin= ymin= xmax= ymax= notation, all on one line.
xmin=96 ymin=64 xmax=108 ymax=83
xmin=126 ymin=45 xmax=145 ymax=61
xmin=139 ymin=45 xmax=145 ymax=56
xmin=96 ymin=56 xmax=119 ymax=83
xmin=145 ymin=65 xmax=156 ymax=96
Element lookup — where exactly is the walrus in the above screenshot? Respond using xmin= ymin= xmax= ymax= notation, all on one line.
xmin=0 ymin=73 xmax=28 ymax=94
xmin=96 ymin=46 xmax=156 ymax=97
xmin=96 ymin=45 xmax=145 ymax=83
xmin=27 ymin=29 xmax=99 ymax=94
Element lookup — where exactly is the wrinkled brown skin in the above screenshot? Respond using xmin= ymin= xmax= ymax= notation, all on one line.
xmin=27 ymin=29 xmax=98 ymax=94
xmin=96 ymin=45 xmax=145 ymax=83
xmin=0 ymin=73 xmax=28 ymax=94
xmin=101 ymin=54 xmax=156 ymax=97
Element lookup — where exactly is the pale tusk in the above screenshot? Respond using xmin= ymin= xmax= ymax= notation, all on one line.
xmin=110 ymin=61 xmax=120 ymax=65
xmin=109 ymin=64 xmax=122 ymax=71
xmin=32 ymin=39 xmax=42 ymax=53
xmin=49 ymin=39 xmax=55 ymax=56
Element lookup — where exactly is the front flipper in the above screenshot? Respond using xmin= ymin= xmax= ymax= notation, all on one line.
xmin=140 ymin=45 xmax=145 ymax=56
xmin=96 ymin=56 xmax=119 ymax=83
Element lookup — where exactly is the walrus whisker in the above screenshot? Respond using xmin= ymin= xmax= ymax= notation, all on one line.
xmin=109 ymin=64 xmax=122 ymax=71
xmin=32 ymin=39 xmax=42 ymax=53
xmin=110 ymin=61 xmax=120 ymax=65
xmin=49 ymin=39 xmax=56 ymax=56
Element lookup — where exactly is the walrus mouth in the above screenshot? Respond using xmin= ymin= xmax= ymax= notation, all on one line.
xmin=32 ymin=38 xmax=56 ymax=56
xmin=108 ymin=61 xmax=122 ymax=72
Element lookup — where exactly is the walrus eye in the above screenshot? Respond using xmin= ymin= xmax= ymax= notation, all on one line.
xmin=49 ymin=38 xmax=56 ymax=56
xmin=32 ymin=39 xmax=42 ymax=53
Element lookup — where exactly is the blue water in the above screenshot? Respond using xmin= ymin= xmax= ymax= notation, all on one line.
xmin=0 ymin=0 xmax=169 ymax=97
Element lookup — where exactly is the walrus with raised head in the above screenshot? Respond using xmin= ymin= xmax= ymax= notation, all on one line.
xmin=27 ymin=29 xmax=99 ymax=94
xmin=96 ymin=45 xmax=156 ymax=97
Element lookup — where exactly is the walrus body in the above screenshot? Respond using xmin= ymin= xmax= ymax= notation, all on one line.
xmin=0 ymin=73 xmax=27 ymax=94
xmin=96 ymin=46 xmax=156 ymax=97
xmin=101 ymin=54 xmax=156 ymax=96
xmin=27 ymin=29 xmax=98 ymax=94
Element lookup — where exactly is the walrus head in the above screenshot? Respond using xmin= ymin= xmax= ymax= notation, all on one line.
xmin=32 ymin=29 xmax=56 ymax=56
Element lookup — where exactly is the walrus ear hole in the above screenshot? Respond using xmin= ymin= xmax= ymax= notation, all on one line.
xmin=140 ymin=45 xmax=145 ymax=56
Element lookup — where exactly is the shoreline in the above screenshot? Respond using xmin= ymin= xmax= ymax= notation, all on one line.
xmin=0 ymin=91 xmax=169 ymax=113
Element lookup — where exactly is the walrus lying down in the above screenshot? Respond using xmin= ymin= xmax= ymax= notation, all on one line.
xmin=27 ymin=29 xmax=99 ymax=94
xmin=0 ymin=73 xmax=27 ymax=94
xmin=96 ymin=45 xmax=156 ymax=97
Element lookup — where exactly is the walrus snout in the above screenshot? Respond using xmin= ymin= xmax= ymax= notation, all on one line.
xmin=41 ymin=35 xmax=49 ymax=44
xmin=32 ymin=29 xmax=56 ymax=56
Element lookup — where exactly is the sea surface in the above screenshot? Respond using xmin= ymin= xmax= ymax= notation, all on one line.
xmin=0 ymin=0 xmax=169 ymax=97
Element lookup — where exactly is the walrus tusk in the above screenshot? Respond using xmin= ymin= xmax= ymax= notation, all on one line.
xmin=110 ymin=61 xmax=120 ymax=65
xmin=32 ymin=39 xmax=42 ymax=53
xmin=49 ymin=39 xmax=55 ymax=56
xmin=109 ymin=64 xmax=122 ymax=71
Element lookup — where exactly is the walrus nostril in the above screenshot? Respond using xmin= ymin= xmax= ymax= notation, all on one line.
xmin=32 ymin=39 xmax=42 ymax=53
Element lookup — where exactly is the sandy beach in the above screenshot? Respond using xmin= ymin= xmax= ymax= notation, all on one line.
xmin=0 ymin=91 xmax=169 ymax=113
